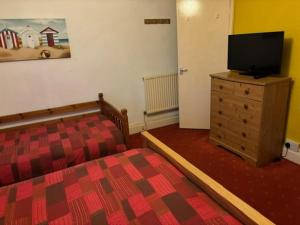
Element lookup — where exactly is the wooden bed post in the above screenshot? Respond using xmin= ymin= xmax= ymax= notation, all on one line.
xmin=98 ymin=93 xmax=106 ymax=114
xmin=98 ymin=93 xmax=130 ymax=147
xmin=121 ymin=109 xmax=130 ymax=146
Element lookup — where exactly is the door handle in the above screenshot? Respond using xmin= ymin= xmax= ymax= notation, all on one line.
xmin=179 ymin=68 xmax=188 ymax=75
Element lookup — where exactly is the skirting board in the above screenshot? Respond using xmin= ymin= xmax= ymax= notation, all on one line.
xmin=129 ymin=122 xmax=145 ymax=135
xmin=144 ymin=111 xmax=179 ymax=130
xmin=283 ymin=150 xmax=300 ymax=165
xmin=129 ymin=111 xmax=179 ymax=134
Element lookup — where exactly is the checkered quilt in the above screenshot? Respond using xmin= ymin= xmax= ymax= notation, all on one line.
xmin=0 ymin=148 xmax=241 ymax=225
xmin=0 ymin=114 xmax=126 ymax=186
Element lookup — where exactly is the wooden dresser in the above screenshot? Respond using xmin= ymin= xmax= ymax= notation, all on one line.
xmin=209 ymin=72 xmax=291 ymax=166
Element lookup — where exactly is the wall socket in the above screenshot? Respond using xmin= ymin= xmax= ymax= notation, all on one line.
xmin=286 ymin=139 xmax=299 ymax=152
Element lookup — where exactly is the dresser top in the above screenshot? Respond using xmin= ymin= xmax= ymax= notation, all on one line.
xmin=210 ymin=71 xmax=291 ymax=86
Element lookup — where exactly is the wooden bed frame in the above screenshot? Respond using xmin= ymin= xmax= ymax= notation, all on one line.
xmin=142 ymin=131 xmax=275 ymax=225
xmin=0 ymin=93 xmax=129 ymax=146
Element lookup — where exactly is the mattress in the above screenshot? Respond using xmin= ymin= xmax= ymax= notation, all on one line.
xmin=0 ymin=148 xmax=241 ymax=225
xmin=0 ymin=114 xmax=126 ymax=186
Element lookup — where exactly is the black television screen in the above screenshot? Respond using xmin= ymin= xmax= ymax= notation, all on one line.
xmin=228 ymin=31 xmax=284 ymax=77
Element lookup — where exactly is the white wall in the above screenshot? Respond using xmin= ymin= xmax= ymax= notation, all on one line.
xmin=0 ymin=0 xmax=178 ymax=131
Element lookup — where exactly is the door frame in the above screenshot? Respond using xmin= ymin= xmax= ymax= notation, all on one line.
xmin=229 ymin=0 xmax=235 ymax=34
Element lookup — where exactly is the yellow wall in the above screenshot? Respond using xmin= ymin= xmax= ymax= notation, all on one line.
xmin=233 ymin=0 xmax=300 ymax=142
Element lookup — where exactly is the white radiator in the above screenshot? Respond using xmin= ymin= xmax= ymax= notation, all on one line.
xmin=143 ymin=73 xmax=179 ymax=115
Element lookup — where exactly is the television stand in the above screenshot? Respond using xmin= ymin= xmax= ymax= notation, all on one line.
xmin=253 ymin=74 xmax=268 ymax=79
xmin=210 ymin=71 xmax=292 ymax=166
xmin=239 ymin=71 xmax=269 ymax=79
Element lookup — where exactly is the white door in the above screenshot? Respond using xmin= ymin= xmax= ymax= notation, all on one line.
xmin=177 ymin=0 xmax=232 ymax=129
xmin=5 ymin=34 xmax=13 ymax=49
xmin=27 ymin=35 xmax=35 ymax=49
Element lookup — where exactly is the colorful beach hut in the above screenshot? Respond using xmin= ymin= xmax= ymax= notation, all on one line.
xmin=19 ymin=26 xmax=40 ymax=49
xmin=0 ymin=28 xmax=19 ymax=49
xmin=40 ymin=27 xmax=59 ymax=47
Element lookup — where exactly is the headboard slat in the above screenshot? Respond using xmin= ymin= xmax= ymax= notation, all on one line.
xmin=0 ymin=101 xmax=100 ymax=125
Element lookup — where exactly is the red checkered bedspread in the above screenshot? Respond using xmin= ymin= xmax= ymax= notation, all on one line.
xmin=0 ymin=114 xmax=126 ymax=186
xmin=0 ymin=148 xmax=241 ymax=225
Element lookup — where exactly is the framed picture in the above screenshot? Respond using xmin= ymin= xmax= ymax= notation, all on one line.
xmin=0 ymin=18 xmax=71 ymax=62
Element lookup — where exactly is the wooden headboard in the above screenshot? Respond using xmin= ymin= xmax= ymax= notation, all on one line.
xmin=0 ymin=101 xmax=100 ymax=126
xmin=0 ymin=93 xmax=130 ymax=146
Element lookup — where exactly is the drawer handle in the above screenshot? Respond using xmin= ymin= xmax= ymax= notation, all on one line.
xmin=219 ymin=85 xmax=223 ymax=90
xmin=243 ymin=119 xmax=248 ymax=124
xmin=242 ymin=132 xmax=247 ymax=138
xmin=217 ymin=135 xmax=222 ymax=139
xmin=219 ymin=97 xmax=223 ymax=103
xmin=218 ymin=110 xmax=223 ymax=115
xmin=244 ymin=89 xmax=250 ymax=95
xmin=244 ymin=104 xmax=249 ymax=110
xmin=218 ymin=123 xmax=222 ymax=127
xmin=241 ymin=146 xmax=246 ymax=151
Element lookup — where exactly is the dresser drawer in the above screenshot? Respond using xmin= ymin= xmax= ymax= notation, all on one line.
xmin=211 ymin=91 xmax=227 ymax=105
xmin=223 ymin=130 xmax=259 ymax=158
xmin=237 ymin=111 xmax=262 ymax=128
xmin=211 ymin=92 xmax=235 ymax=118
xmin=237 ymin=142 xmax=258 ymax=159
xmin=222 ymin=129 xmax=241 ymax=146
xmin=235 ymin=83 xmax=264 ymax=101
xmin=213 ymin=122 xmax=260 ymax=145
xmin=210 ymin=127 xmax=226 ymax=142
xmin=235 ymin=127 xmax=260 ymax=143
xmin=233 ymin=97 xmax=263 ymax=115
xmin=226 ymin=117 xmax=260 ymax=133
xmin=212 ymin=78 xmax=235 ymax=94
xmin=211 ymin=114 xmax=229 ymax=130
xmin=210 ymin=127 xmax=259 ymax=159
xmin=211 ymin=104 xmax=234 ymax=119
xmin=229 ymin=140 xmax=258 ymax=159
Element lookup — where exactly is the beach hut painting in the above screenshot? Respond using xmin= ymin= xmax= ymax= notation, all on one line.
xmin=0 ymin=19 xmax=71 ymax=62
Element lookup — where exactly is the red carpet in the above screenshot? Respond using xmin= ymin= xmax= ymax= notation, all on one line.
xmin=129 ymin=124 xmax=300 ymax=225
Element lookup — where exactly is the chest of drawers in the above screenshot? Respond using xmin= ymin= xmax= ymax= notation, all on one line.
xmin=209 ymin=72 xmax=291 ymax=166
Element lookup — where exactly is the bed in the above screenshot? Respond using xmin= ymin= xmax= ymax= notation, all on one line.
xmin=0 ymin=93 xmax=129 ymax=186
xmin=0 ymin=132 xmax=274 ymax=225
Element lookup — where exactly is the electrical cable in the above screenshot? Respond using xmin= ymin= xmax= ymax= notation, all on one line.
xmin=282 ymin=142 xmax=290 ymax=158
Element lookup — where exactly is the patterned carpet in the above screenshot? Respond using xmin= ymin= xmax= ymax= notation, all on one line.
xmin=129 ymin=124 xmax=300 ymax=225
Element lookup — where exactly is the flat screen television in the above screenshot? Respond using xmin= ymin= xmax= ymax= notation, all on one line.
xmin=228 ymin=31 xmax=284 ymax=78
